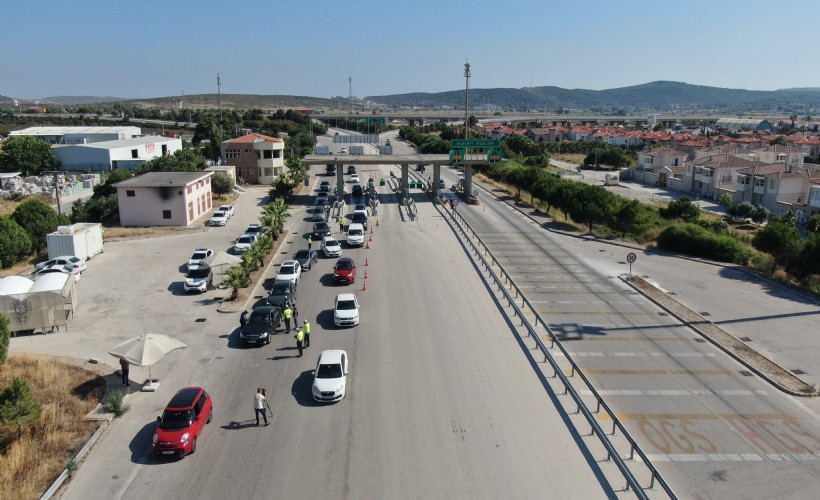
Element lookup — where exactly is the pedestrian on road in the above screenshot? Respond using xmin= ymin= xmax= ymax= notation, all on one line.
xmin=254 ymin=388 xmax=268 ymax=426
xmin=119 ymin=358 xmax=130 ymax=386
xmin=283 ymin=305 xmax=293 ymax=332
xmin=338 ymin=216 xmax=344 ymax=233
xmin=306 ymin=236 xmax=312 ymax=250
xmin=303 ymin=319 xmax=311 ymax=348
xmin=295 ymin=329 xmax=305 ymax=357
xmin=240 ymin=310 xmax=248 ymax=328
xmin=291 ymin=302 xmax=299 ymax=326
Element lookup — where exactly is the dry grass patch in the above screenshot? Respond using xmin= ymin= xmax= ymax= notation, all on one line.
xmin=103 ymin=226 xmax=193 ymax=239
xmin=0 ymin=354 xmax=104 ymax=500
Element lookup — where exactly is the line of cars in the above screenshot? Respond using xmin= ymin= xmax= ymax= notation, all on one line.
xmin=208 ymin=204 xmax=235 ymax=227
xmin=32 ymin=255 xmax=86 ymax=282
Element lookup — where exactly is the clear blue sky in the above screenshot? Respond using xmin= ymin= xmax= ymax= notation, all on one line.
xmin=3 ymin=0 xmax=819 ymax=100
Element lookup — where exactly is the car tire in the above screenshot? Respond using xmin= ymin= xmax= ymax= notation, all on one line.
xmin=191 ymin=437 xmax=197 ymax=454
xmin=207 ymin=410 xmax=213 ymax=424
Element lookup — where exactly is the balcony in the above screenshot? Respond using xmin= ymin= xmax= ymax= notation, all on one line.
xmin=695 ymin=173 xmax=715 ymax=184
xmin=753 ymin=184 xmax=766 ymax=195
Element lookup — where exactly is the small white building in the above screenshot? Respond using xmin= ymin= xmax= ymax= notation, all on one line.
xmin=53 ymin=136 xmax=183 ymax=173
xmin=10 ymin=126 xmax=142 ymax=144
xmin=114 ymin=171 xmax=213 ymax=227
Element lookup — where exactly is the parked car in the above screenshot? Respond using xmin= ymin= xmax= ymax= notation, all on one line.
xmin=339 ymin=148 xmax=348 ymax=155
xmin=333 ymin=257 xmax=356 ymax=285
xmin=313 ymin=222 xmax=331 ymax=239
xmin=326 ymin=164 xmax=337 ymax=176
xmin=350 ymin=174 xmax=360 ymax=183
xmin=267 ymin=279 xmax=297 ymax=308
xmin=232 ymin=234 xmax=257 ymax=254
xmin=276 ymin=260 xmax=302 ymax=284
xmin=352 ymin=184 xmax=363 ymax=197
xmin=438 ymin=179 xmax=446 ymax=190
xmin=312 ymin=207 xmax=328 ymax=222
xmin=187 ymin=248 xmax=213 ymax=269
xmin=33 ymin=263 xmax=81 ymax=282
xmin=312 ymin=350 xmax=349 ymax=402
xmin=245 ymin=224 xmax=265 ymax=237
xmin=293 ymin=249 xmax=319 ymax=271
xmin=353 ymin=204 xmax=369 ymax=215
xmin=219 ymin=205 xmax=235 ymax=218
xmin=348 ymin=211 xmax=368 ymax=230
xmin=322 ymin=236 xmax=342 ymax=257
xmin=333 ymin=293 xmax=360 ymax=327
xmin=319 ymin=181 xmax=331 ymax=192
xmin=239 ymin=306 xmax=282 ymax=346
xmin=35 ymin=255 xmax=87 ymax=273
xmin=210 ymin=211 xmax=228 ymax=226
xmin=347 ymin=165 xmax=357 ymax=175
xmin=153 ymin=387 xmax=213 ymax=458
xmin=346 ymin=224 xmax=364 ymax=247
xmin=183 ymin=263 xmax=213 ymax=293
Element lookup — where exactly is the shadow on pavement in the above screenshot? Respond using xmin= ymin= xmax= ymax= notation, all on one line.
xmin=290 ymin=370 xmax=321 ymax=407
xmin=129 ymin=421 xmax=163 ymax=465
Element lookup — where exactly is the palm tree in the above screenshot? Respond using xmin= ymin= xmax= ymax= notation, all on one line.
xmin=222 ymin=266 xmax=249 ymax=301
xmin=260 ymin=198 xmax=289 ymax=234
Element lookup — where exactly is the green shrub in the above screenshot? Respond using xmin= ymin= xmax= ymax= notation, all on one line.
xmin=657 ymin=224 xmax=751 ymax=264
xmin=0 ymin=315 xmax=8 ymax=365
xmin=104 ymin=390 xmax=129 ymax=417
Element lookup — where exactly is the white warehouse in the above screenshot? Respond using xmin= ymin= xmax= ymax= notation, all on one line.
xmin=53 ymin=136 xmax=183 ymax=173
xmin=10 ymin=126 xmax=142 ymax=144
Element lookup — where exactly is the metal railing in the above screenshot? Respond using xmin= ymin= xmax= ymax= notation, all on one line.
xmin=443 ymin=205 xmax=678 ymax=499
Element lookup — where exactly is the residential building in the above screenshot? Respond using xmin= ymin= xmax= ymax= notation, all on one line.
xmin=114 ymin=171 xmax=213 ymax=227
xmin=52 ymin=136 xmax=182 ymax=173
xmin=685 ymin=154 xmax=766 ymax=199
xmin=220 ymin=133 xmax=285 ymax=185
xmin=734 ymin=163 xmax=820 ymax=216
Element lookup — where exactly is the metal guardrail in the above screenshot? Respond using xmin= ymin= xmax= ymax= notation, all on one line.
xmin=444 ymin=205 xmax=678 ymax=499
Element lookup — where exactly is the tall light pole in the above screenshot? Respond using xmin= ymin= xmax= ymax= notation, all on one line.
xmin=464 ymin=62 xmax=471 ymax=140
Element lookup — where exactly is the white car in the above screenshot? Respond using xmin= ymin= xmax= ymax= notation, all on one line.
xmin=188 ymin=248 xmax=213 ymax=268
xmin=312 ymin=349 xmax=349 ymax=403
xmin=276 ymin=260 xmax=302 ymax=284
xmin=34 ymin=263 xmax=81 ymax=282
xmin=339 ymin=148 xmax=348 ymax=155
xmin=183 ymin=263 xmax=213 ymax=293
xmin=334 ymin=293 xmax=360 ymax=327
xmin=219 ymin=205 xmax=235 ymax=218
xmin=232 ymin=233 xmax=257 ymax=253
xmin=346 ymin=223 xmax=364 ymax=247
xmin=35 ymin=255 xmax=86 ymax=273
xmin=350 ymin=173 xmax=360 ymax=183
xmin=322 ymin=236 xmax=342 ymax=257
xmin=210 ymin=210 xmax=228 ymax=226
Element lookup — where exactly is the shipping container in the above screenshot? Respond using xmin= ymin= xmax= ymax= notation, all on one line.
xmin=47 ymin=223 xmax=104 ymax=261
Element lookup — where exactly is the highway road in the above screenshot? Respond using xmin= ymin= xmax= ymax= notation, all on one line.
xmin=11 ymin=141 xmax=624 ymax=498
xmin=432 ymin=165 xmax=820 ymax=498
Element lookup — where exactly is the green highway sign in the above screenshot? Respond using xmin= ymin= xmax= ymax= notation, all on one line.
xmin=451 ymin=139 xmax=500 ymax=148
xmin=449 ymin=149 xmax=465 ymax=161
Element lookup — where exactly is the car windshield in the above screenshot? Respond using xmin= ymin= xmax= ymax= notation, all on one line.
xmin=337 ymin=299 xmax=356 ymax=310
xmin=295 ymin=250 xmax=309 ymax=259
xmin=315 ymin=223 xmax=328 ymax=230
xmin=280 ymin=265 xmax=296 ymax=274
xmin=271 ymin=283 xmax=291 ymax=295
xmin=355 ymin=205 xmax=365 ymax=211
xmin=212 ymin=212 xmax=225 ymax=218
xmin=249 ymin=312 xmax=272 ymax=324
xmin=237 ymin=236 xmax=253 ymax=244
xmin=187 ymin=268 xmax=210 ymax=279
xmin=348 ymin=229 xmax=362 ymax=236
xmin=159 ymin=409 xmax=193 ymax=430
xmin=325 ymin=239 xmax=338 ymax=247
xmin=192 ymin=252 xmax=207 ymax=260
xmin=316 ymin=363 xmax=343 ymax=379
xmin=336 ymin=261 xmax=353 ymax=270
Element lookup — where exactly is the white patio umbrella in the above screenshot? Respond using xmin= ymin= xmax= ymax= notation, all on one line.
xmin=108 ymin=333 xmax=187 ymax=392
xmin=204 ymin=251 xmax=243 ymax=285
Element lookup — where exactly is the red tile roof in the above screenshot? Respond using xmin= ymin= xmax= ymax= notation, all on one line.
xmin=226 ymin=133 xmax=282 ymax=143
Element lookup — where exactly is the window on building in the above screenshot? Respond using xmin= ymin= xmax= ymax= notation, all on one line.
xmin=263 ymin=150 xmax=272 ymax=159
xmin=126 ymin=190 xmax=135 ymax=197
xmin=273 ymin=150 xmax=281 ymax=158
xmin=131 ymin=149 xmax=138 ymax=158
xmin=264 ymin=167 xmax=273 ymax=177
xmin=187 ymin=186 xmax=192 ymax=194
xmin=163 ymin=210 xmax=172 ymax=219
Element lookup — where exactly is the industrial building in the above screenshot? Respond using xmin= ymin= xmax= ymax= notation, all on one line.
xmin=10 ymin=126 xmax=142 ymax=144
xmin=53 ymin=136 xmax=183 ymax=172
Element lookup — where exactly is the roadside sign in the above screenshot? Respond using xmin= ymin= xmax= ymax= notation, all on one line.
xmin=626 ymin=252 xmax=637 ymax=275
xmin=449 ymin=149 xmax=464 ymax=161
xmin=487 ymin=149 xmax=502 ymax=162
xmin=451 ymin=139 xmax=501 ymax=148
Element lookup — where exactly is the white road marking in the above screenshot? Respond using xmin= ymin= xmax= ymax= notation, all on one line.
xmin=554 ymin=351 xmax=716 ymax=358
xmin=578 ymin=389 xmax=768 ymax=397
xmin=647 ymin=453 xmax=820 ymax=462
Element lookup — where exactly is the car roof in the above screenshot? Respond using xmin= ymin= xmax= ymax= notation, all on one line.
xmin=322 ymin=236 xmax=338 ymax=242
xmin=348 ymin=223 xmax=363 ymax=230
xmin=281 ymin=260 xmax=299 ymax=266
xmin=167 ymin=387 xmax=204 ymax=409
xmin=318 ymin=349 xmax=346 ymax=364
xmin=336 ymin=292 xmax=356 ymax=302
xmin=251 ymin=306 xmax=282 ymax=316
xmin=337 ymin=257 xmax=353 ymax=263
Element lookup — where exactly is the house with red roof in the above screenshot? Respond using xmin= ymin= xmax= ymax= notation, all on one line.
xmin=220 ymin=133 xmax=285 ymax=185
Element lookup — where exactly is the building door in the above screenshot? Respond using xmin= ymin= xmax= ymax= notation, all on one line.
xmin=188 ymin=202 xmax=194 ymax=221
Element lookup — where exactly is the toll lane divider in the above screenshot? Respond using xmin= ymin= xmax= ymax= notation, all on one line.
xmin=441 ymin=204 xmax=678 ymax=500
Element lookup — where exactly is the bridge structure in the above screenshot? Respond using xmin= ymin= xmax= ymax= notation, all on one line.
xmin=302 ymin=153 xmax=494 ymax=204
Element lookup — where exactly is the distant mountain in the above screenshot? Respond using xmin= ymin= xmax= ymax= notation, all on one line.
xmin=366 ymin=81 xmax=820 ymax=112
xmin=127 ymin=94 xmax=337 ymax=110
xmin=40 ymin=96 xmax=124 ymax=105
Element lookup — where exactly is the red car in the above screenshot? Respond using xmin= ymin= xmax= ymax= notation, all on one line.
xmin=333 ymin=257 xmax=356 ymax=285
xmin=153 ymin=387 xmax=213 ymax=458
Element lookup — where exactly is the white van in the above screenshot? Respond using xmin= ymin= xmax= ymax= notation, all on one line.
xmin=346 ymin=223 xmax=364 ymax=247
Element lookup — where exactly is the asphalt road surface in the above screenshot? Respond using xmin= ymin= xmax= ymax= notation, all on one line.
xmin=437 ymin=169 xmax=820 ymax=499
xmin=13 ymin=164 xmax=621 ymax=498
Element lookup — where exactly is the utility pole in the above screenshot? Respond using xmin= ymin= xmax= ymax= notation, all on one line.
xmin=217 ymin=73 xmax=223 ymax=122
xmin=464 ymin=62 xmax=471 ymax=140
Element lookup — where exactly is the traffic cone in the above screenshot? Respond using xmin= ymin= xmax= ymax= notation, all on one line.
xmin=363 ymin=280 xmax=368 ymax=291
xmin=370 ymin=226 xmax=373 ymax=234
xmin=365 ymin=258 xmax=368 ymax=266
xmin=366 ymin=240 xmax=370 ymax=249
xmin=377 ymin=218 xmax=380 ymax=227
xmin=369 ymin=234 xmax=373 ymax=242
xmin=364 ymin=270 xmax=368 ymax=279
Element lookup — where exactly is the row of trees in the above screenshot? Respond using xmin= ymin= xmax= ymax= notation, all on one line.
xmin=222 ymin=198 xmax=290 ymax=300
xmin=0 ymin=199 xmax=69 ymax=269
